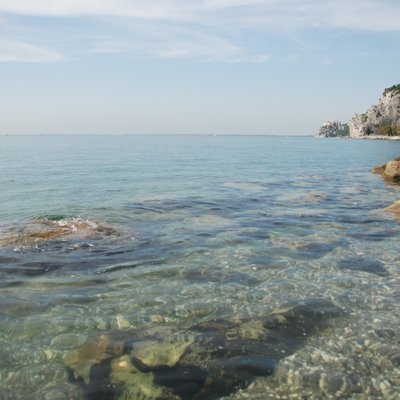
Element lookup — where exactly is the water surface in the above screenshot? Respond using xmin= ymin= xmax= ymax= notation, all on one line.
xmin=1 ymin=135 xmax=400 ymax=399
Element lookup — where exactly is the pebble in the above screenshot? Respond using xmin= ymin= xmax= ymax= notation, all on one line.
xmin=116 ymin=315 xmax=130 ymax=329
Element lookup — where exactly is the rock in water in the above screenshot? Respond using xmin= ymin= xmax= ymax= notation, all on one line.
xmin=65 ymin=298 xmax=343 ymax=400
xmin=130 ymin=333 xmax=195 ymax=369
xmin=372 ymin=164 xmax=387 ymax=174
xmin=383 ymin=160 xmax=400 ymax=181
xmin=0 ymin=217 xmax=124 ymax=251
xmin=385 ymin=200 xmax=400 ymax=213
xmin=64 ymin=334 xmax=124 ymax=384
xmin=372 ymin=159 xmax=400 ymax=182
xmin=373 ymin=158 xmax=400 ymax=215
xmin=337 ymin=256 xmax=387 ymax=277
xmin=264 ymin=298 xmax=343 ymax=335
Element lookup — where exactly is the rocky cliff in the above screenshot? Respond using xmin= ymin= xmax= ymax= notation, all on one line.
xmin=349 ymin=85 xmax=400 ymax=138
xmin=316 ymin=120 xmax=349 ymax=138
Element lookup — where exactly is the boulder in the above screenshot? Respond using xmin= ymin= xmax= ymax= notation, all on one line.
xmin=372 ymin=164 xmax=386 ymax=174
xmin=383 ymin=160 xmax=400 ymax=181
xmin=372 ymin=159 xmax=400 ymax=182
xmin=384 ymin=200 xmax=400 ymax=213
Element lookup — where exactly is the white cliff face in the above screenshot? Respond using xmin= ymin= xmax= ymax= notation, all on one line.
xmin=316 ymin=120 xmax=349 ymax=137
xmin=349 ymin=88 xmax=400 ymax=138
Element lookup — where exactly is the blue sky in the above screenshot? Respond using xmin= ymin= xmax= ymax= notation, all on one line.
xmin=0 ymin=0 xmax=399 ymax=135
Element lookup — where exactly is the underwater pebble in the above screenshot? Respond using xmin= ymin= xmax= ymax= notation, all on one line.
xmin=151 ymin=314 xmax=166 ymax=323
xmin=44 ymin=349 xmax=57 ymax=361
xmin=94 ymin=317 xmax=108 ymax=330
xmin=116 ymin=315 xmax=130 ymax=329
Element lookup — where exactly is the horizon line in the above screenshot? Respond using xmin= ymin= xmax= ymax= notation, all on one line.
xmin=0 ymin=133 xmax=313 ymax=137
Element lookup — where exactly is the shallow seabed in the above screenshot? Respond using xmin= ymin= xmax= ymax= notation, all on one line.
xmin=1 ymin=135 xmax=400 ymax=399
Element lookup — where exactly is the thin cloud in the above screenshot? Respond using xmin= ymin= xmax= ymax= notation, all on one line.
xmin=0 ymin=39 xmax=64 ymax=62
xmin=0 ymin=0 xmax=399 ymax=63
xmin=88 ymin=19 xmax=270 ymax=63
xmin=1 ymin=0 xmax=399 ymax=31
xmin=0 ymin=0 xmax=192 ymax=19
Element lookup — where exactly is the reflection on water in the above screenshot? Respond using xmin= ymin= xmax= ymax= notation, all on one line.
xmin=1 ymin=135 xmax=400 ymax=399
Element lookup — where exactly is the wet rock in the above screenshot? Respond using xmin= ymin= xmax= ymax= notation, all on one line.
xmin=372 ymin=164 xmax=386 ymax=174
xmin=383 ymin=159 xmax=400 ymax=181
xmin=130 ymin=333 xmax=195 ymax=369
xmin=153 ymin=365 xmax=206 ymax=400
xmin=384 ymin=200 xmax=400 ymax=213
xmin=64 ymin=335 xmax=115 ymax=384
xmin=264 ymin=298 xmax=343 ymax=336
xmin=0 ymin=217 xmax=123 ymax=250
xmin=65 ymin=298 xmax=342 ymax=400
xmin=373 ymin=158 xmax=400 ymax=182
xmin=110 ymin=355 xmax=172 ymax=400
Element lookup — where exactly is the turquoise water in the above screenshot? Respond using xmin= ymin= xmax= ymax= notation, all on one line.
xmin=1 ymin=135 xmax=400 ymax=399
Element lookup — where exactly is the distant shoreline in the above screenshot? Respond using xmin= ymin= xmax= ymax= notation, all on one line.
xmin=0 ymin=133 xmax=314 ymax=137
xmin=316 ymin=135 xmax=400 ymax=141
xmin=350 ymin=135 xmax=400 ymax=141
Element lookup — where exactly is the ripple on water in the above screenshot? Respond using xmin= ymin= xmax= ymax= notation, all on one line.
xmin=1 ymin=154 xmax=400 ymax=399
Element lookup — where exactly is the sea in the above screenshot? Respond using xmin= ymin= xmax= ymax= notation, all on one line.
xmin=1 ymin=135 xmax=400 ymax=400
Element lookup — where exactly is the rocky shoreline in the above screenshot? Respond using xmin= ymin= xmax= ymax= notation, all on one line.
xmin=351 ymin=135 xmax=400 ymax=141
xmin=373 ymin=158 xmax=400 ymax=214
xmin=316 ymin=84 xmax=400 ymax=139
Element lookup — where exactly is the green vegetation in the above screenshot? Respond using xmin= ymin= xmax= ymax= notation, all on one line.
xmin=383 ymin=84 xmax=400 ymax=96
xmin=337 ymin=124 xmax=349 ymax=137
xmin=377 ymin=125 xmax=400 ymax=136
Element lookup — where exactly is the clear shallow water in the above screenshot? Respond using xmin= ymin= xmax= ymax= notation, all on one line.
xmin=1 ymin=135 xmax=400 ymax=399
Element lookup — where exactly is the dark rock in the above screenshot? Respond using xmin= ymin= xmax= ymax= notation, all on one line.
xmin=65 ymin=298 xmax=343 ymax=400
xmin=153 ymin=365 xmax=207 ymax=400
xmin=264 ymin=298 xmax=343 ymax=335
xmin=337 ymin=256 xmax=388 ymax=276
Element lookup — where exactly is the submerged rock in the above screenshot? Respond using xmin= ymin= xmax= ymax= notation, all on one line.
xmin=64 ymin=334 xmax=121 ymax=384
xmin=130 ymin=333 xmax=195 ymax=369
xmin=337 ymin=257 xmax=387 ymax=277
xmin=64 ymin=298 xmax=342 ymax=400
xmin=0 ymin=217 xmax=123 ymax=250
xmin=110 ymin=355 xmax=173 ymax=400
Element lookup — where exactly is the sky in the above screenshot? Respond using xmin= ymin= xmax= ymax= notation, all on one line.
xmin=0 ymin=0 xmax=399 ymax=135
